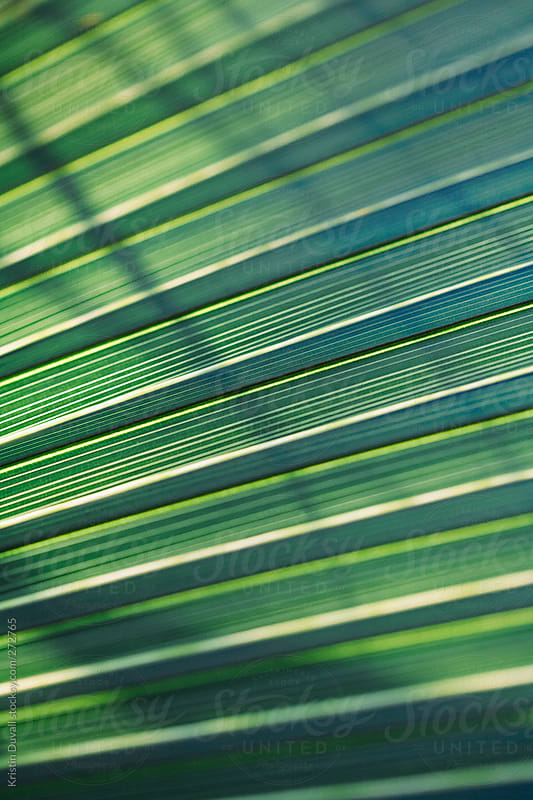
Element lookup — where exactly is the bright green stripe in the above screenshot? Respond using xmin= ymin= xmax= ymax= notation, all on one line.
xmin=0 ymin=0 xmax=465 ymax=201
xmin=1 ymin=191 xmax=532 ymax=393
xmin=1 ymin=292 xmax=531 ymax=441
xmin=1 ymin=0 xmax=163 ymax=88
xmin=4 ymin=60 xmax=530 ymax=302
xmin=9 ymin=605 xmax=533 ymax=723
xmin=1 ymin=295 xmax=532 ymax=481
xmin=1 ymin=404 xmax=531 ymax=568
xmin=5 ymin=511 xmax=532 ymax=649
xmin=71 ymin=76 xmax=533 ymax=255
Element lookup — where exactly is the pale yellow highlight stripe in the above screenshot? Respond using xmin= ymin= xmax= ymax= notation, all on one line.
xmin=0 ymin=0 xmax=514 ymax=278
xmin=0 ymin=0 xmax=341 ymax=170
xmin=16 ymin=661 xmax=533 ymax=763
xmin=0 ymin=259 xmax=530 ymax=447
xmin=6 ymin=21 xmax=529 ymax=212
xmin=3 ymin=466 xmax=533 ymax=611
xmin=0 ymin=290 xmax=530 ymax=433
xmin=1 ymin=144 xmax=532 ymax=363
xmin=77 ymin=31 xmax=533 ymax=223
xmin=3 ymin=78 xmax=532 ymax=275
xmin=0 ymin=365 xmax=531 ymax=530
xmin=5 ymin=605 xmax=533 ymax=720
xmin=0 ymin=0 xmax=162 ymax=86
xmin=0 ymin=0 xmax=57 ymax=27
xmin=3 ymin=569 xmax=532 ymax=697
xmin=0 ymin=190 xmax=531 ymax=390
xmin=1 ymin=406 xmax=529 ymax=567
xmin=218 ymin=760 xmax=533 ymax=799
xmin=0 ymin=0 xmax=334 ymax=184
xmin=0 ymin=0 xmax=462 ymax=169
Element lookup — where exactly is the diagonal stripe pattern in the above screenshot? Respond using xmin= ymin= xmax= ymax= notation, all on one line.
xmin=1 ymin=1 xmax=533 ymax=798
